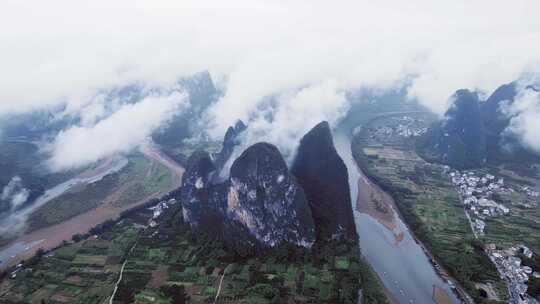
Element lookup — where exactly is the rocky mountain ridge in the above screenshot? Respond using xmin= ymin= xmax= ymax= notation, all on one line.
xmin=180 ymin=121 xmax=355 ymax=253
xmin=417 ymin=89 xmax=487 ymax=169
xmin=292 ymin=121 xmax=358 ymax=240
xmin=418 ymin=82 xmax=540 ymax=169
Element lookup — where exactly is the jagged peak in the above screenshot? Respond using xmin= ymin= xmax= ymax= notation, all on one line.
xmin=234 ymin=119 xmax=247 ymax=133
xmin=182 ymin=150 xmax=215 ymax=187
xmin=230 ymin=142 xmax=288 ymax=177
xmin=298 ymin=121 xmax=335 ymax=152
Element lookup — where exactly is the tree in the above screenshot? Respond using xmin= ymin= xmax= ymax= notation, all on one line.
xmin=160 ymin=284 xmax=186 ymax=304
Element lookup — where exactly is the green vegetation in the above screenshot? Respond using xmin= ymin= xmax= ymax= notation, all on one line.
xmin=352 ymin=113 xmax=506 ymax=303
xmin=478 ymin=168 xmax=540 ymax=254
xmin=1 ymin=195 xmax=388 ymax=303
xmin=161 ymin=140 xmax=222 ymax=167
xmin=27 ymin=155 xmax=172 ymax=231
xmin=0 ymin=140 xmax=80 ymax=191
xmin=110 ymin=204 xmax=373 ymax=304
xmin=114 ymin=156 xmax=172 ymax=207
xmin=27 ymin=173 xmax=121 ymax=231
xmin=357 ymin=259 xmax=388 ymax=304
xmin=0 ymin=212 xmax=141 ymax=304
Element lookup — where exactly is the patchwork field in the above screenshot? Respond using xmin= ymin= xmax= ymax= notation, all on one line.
xmin=0 ymin=199 xmax=387 ymax=304
xmin=0 ymin=214 xmax=141 ymax=304
xmin=477 ymin=167 xmax=540 ymax=253
xmin=111 ymin=205 xmax=376 ymax=304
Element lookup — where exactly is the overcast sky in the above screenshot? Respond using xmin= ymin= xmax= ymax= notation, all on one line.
xmin=1 ymin=0 xmax=540 ymax=169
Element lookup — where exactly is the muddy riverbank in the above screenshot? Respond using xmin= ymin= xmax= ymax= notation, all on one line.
xmin=0 ymin=144 xmax=184 ymax=270
xmin=334 ymin=131 xmax=460 ymax=304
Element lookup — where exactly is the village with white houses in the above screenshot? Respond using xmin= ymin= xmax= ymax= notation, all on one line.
xmin=148 ymin=198 xmax=177 ymax=228
xmin=447 ymin=170 xmax=539 ymax=236
xmin=486 ymin=243 xmax=540 ymax=304
xmin=446 ymin=167 xmax=540 ymax=303
xmin=368 ymin=115 xmax=429 ymax=139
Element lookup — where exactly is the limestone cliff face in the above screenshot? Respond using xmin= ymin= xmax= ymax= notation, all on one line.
xmin=417 ymin=89 xmax=487 ymax=169
xmin=180 ymin=140 xmax=315 ymax=251
xmin=480 ymin=83 xmax=540 ymax=164
xmin=180 ymin=150 xmax=223 ymax=230
xmin=181 ymin=120 xmax=360 ymax=250
xmin=227 ymin=143 xmax=315 ymax=247
xmin=291 ymin=121 xmax=358 ymax=241
xmin=213 ymin=120 xmax=247 ymax=174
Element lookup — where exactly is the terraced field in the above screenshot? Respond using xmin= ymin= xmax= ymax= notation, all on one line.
xmin=476 ymin=167 xmax=540 ymax=253
xmin=111 ymin=205 xmax=371 ymax=304
xmin=0 ymin=214 xmax=141 ymax=303
xmin=0 ymin=198 xmax=385 ymax=304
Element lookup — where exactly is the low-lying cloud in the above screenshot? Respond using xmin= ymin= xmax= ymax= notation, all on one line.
xmin=504 ymin=82 xmax=540 ymax=153
xmin=217 ymin=80 xmax=349 ymax=176
xmin=242 ymin=80 xmax=348 ymax=157
xmin=1 ymin=0 xmax=540 ymax=166
xmin=1 ymin=176 xmax=30 ymax=211
xmin=47 ymin=91 xmax=188 ymax=171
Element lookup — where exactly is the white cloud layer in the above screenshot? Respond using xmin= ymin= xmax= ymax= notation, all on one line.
xmin=1 ymin=0 xmax=540 ymax=164
xmin=218 ymin=80 xmax=349 ymax=176
xmin=47 ymin=91 xmax=188 ymax=171
xmin=1 ymin=1 xmax=539 ymax=112
xmin=244 ymin=80 xmax=348 ymax=157
xmin=504 ymin=84 xmax=540 ymax=153
xmin=1 ymin=176 xmax=30 ymax=210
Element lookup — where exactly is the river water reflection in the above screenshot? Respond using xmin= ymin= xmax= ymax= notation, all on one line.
xmin=335 ymin=132 xmax=460 ymax=304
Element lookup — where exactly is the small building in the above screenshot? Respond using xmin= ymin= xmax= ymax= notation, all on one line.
xmin=475 ymin=219 xmax=486 ymax=233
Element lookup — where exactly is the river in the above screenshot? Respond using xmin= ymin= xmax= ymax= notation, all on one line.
xmin=334 ymin=131 xmax=461 ymax=304
xmin=0 ymin=157 xmax=128 ymax=267
xmin=0 ymin=143 xmax=185 ymax=270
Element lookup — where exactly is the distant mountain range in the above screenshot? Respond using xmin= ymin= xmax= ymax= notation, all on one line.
xmin=180 ymin=120 xmax=357 ymax=254
xmin=0 ymin=72 xmax=218 ymax=217
xmin=0 ymin=71 xmax=217 ymax=146
xmin=418 ymin=82 xmax=540 ymax=169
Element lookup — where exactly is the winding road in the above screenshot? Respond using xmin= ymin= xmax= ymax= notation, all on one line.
xmin=213 ymin=264 xmax=231 ymax=304
xmin=109 ymin=240 xmax=139 ymax=304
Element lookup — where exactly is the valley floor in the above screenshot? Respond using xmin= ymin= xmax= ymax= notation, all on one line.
xmin=0 ymin=144 xmax=183 ymax=271
xmin=0 ymin=193 xmax=381 ymax=304
xmin=352 ymin=112 xmax=507 ymax=303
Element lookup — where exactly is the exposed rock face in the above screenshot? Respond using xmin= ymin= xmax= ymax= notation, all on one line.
xmin=227 ymin=143 xmax=315 ymax=247
xmin=418 ymin=84 xmax=540 ymax=168
xmin=180 ymin=151 xmax=223 ymax=229
xmin=481 ymin=82 xmax=520 ymax=162
xmin=291 ymin=121 xmax=357 ymax=241
xmin=417 ymin=89 xmax=487 ymax=169
xmin=180 ymin=140 xmax=316 ymax=252
xmin=481 ymin=82 xmax=517 ymax=137
xmin=213 ymin=120 xmax=247 ymax=173
xmin=480 ymin=83 xmax=540 ymax=164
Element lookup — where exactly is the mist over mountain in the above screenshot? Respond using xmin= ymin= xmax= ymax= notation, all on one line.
xmin=417 ymin=90 xmax=487 ymax=169
xmin=152 ymin=71 xmax=219 ymax=150
xmin=418 ymin=79 xmax=540 ymax=169
xmin=213 ymin=120 xmax=247 ymax=176
xmin=0 ymin=1 xmax=539 ymax=176
xmin=480 ymin=82 xmax=534 ymax=164
xmin=180 ymin=120 xmax=355 ymax=253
